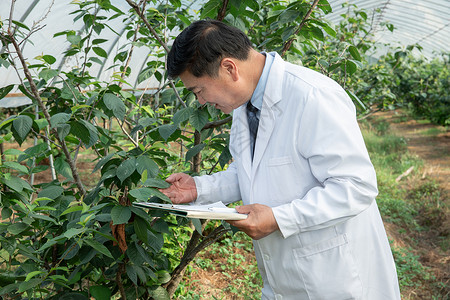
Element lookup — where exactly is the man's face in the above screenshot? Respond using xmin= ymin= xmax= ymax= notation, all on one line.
xmin=179 ymin=67 xmax=243 ymax=114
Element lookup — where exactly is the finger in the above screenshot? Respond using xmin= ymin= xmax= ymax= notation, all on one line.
xmin=165 ymin=173 xmax=184 ymax=183
xmin=235 ymin=205 xmax=252 ymax=214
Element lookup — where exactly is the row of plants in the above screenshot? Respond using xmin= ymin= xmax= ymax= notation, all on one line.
xmin=0 ymin=0 xmax=447 ymax=298
xmin=361 ymin=116 xmax=448 ymax=298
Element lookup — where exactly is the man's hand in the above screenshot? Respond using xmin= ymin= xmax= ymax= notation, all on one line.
xmin=228 ymin=204 xmax=279 ymax=240
xmin=160 ymin=173 xmax=197 ymax=204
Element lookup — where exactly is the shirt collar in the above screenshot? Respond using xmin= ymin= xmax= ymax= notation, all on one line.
xmin=250 ymin=52 xmax=275 ymax=111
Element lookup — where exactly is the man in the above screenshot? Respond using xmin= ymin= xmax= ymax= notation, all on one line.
xmin=162 ymin=19 xmax=401 ymax=299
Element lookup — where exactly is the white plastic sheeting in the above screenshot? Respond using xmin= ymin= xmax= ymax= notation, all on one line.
xmin=0 ymin=0 xmax=165 ymax=103
xmin=326 ymin=0 xmax=450 ymax=58
xmin=0 ymin=0 xmax=449 ymax=104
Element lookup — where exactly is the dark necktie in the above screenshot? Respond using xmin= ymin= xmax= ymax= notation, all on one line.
xmin=246 ymin=101 xmax=260 ymax=160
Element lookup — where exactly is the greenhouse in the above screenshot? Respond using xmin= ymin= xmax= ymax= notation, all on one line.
xmin=0 ymin=0 xmax=448 ymax=299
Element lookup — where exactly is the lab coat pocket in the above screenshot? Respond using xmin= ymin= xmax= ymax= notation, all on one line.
xmin=293 ymin=234 xmax=363 ymax=300
xmin=267 ymin=156 xmax=304 ymax=203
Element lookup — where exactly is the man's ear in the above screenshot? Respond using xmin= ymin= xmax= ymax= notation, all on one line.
xmin=220 ymin=58 xmax=239 ymax=81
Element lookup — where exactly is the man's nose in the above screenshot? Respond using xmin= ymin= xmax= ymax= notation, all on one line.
xmin=197 ymin=97 xmax=207 ymax=105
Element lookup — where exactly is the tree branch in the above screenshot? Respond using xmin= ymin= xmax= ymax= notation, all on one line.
xmin=203 ymin=116 xmax=232 ymax=130
xmin=281 ymin=0 xmax=320 ymax=57
xmin=125 ymin=0 xmax=169 ymax=53
xmin=216 ymin=0 xmax=229 ymax=21
xmin=163 ymin=224 xmax=229 ymax=296
xmin=7 ymin=26 xmax=86 ymax=197
xmin=125 ymin=0 xmax=186 ymax=108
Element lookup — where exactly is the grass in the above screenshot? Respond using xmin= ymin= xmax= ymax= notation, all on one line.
xmin=174 ymin=116 xmax=448 ymax=299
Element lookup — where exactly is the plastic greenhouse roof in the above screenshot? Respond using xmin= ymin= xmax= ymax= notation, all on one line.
xmin=0 ymin=0 xmax=449 ymax=106
xmin=326 ymin=0 xmax=450 ymax=58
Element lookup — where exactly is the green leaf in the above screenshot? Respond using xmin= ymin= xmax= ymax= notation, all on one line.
xmin=7 ymin=223 xmax=28 ymax=235
xmin=225 ymin=15 xmax=246 ymax=32
xmin=348 ymin=46 xmax=362 ymax=61
xmin=25 ymin=271 xmax=46 ymax=282
xmin=134 ymin=216 xmax=149 ymax=244
xmin=61 ymin=205 xmax=83 ymax=216
xmin=54 ymin=156 xmax=73 ymax=179
xmin=137 ymin=65 xmax=155 ymax=84
xmin=92 ymin=39 xmax=108 ymax=45
xmin=50 ymin=112 xmax=71 ymax=128
xmin=42 ymin=55 xmax=56 ymax=64
xmin=316 ymin=21 xmax=336 ymax=37
xmin=30 ymin=212 xmax=57 ymax=224
xmin=56 ymin=124 xmax=71 ymax=140
xmin=0 ymin=84 xmax=14 ymax=100
xmin=39 ymin=68 xmax=58 ymax=81
xmin=281 ymin=26 xmax=295 ymax=43
xmin=143 ymin=178 xmax=170 ymax=189
xmin=189 ymin=109 xmax=208 ymax=131
xmin=3 ymin=161 xmax=28 ymax=174
xmin=185 ymin=143 xmax=206 ymax=162
xmin=308 ymin=25 xmax=324 ymax=41
xmin=111 ymin=206 xmax=131 ymax=225
xmin=38 ymin=185 xmax=64 ymax=200
xmin=18 ymin=278 xmax=42 ymax=293
xmin=64 ymin=228 xmax=85 ymax=239
xmin=34 ymin=118 xmax=48 ymax=130
xmin=200 ymin=0 xmax=220 ymax=19
xmin=71 ymin=104 xmax=91 ymax=113
xmin=278 ymin=9 xmax=300 ymax=24
xmin=158 ymin=124 xmax=178 ymax=141
xmin=12 ymin=115 xmax=33 ymax=141
xmin=151 ymin=219 xmax=170 ymax=234
xmin=103 ymin=93 xmax=126 ymax=120
xmin=151 ymin=286 xmax=170 ymax=300
xmin=93 ymin=152 xmax=116 ymax=173
xmin=3 ymin=176 xmax=31 ymax=192
xmin=346 ymin=90 xmax=366 ymax=111
xmin=12 ymin=20 xmax=30 ymax=31
xmin=90 ymin=285 xmax=111 ymax=300
xmin=129 ymin=187 xmax=170 ymax=202
xmin=318 ymin=0 xmax=332 ymax=14
xmin=1 ymin=207 xmax=13 ymax=219
xmin=344 ymin=59 xmax=357 ymax=75
xmin=126 ymin=265 xmax=138 ymax=285
xmin=218 ymin=146 xmax=232 ymax=168
xmin=70 ymin=120 xmax=98 ymax=148
xmin=130 ymin=207 xmax=152 ymax=223
xmin=172 ymin=107 xmax=194 ymax=125
xmin=177 ymin=13 xmax=191 ymax=25
xmin=116 ymin=157 xmax=136 ymax=182
xmin=84 ymin=239 xmax=113 ymax=258
xmin=328 ymin=61 xmax=342 ymax=72
xmin=67 ymin=34 xmax=81 ymax=45
xmin=3 ymin=148 xmax=23 ymax=156
xmin=92 ymin=47 xmax=107 ymax=58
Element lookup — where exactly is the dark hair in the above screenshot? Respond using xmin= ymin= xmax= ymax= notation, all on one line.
xmin=167 ymin=20 xmax=252 ymax=78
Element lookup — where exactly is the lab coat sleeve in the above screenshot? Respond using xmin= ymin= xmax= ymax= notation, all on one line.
xmin=272 ymin=88 xmax=379 ymax=238
xmin=192 ymin=161 xmax=241 ymax=205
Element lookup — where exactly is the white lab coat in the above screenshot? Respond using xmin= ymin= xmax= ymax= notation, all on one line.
xmin=193 ymin=53 xmax=401 ymax=299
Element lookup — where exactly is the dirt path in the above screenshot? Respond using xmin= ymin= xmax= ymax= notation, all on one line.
xmin=374 ymin=110 xmax=449 ymax=299
xmin=375 ymin=110 xmax=449 ymax=194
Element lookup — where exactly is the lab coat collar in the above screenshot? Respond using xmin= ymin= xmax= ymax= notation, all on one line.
xmin=251 ymin=53 xmax=285 ymax=176
xmin=231 ymin=53 xmax=285 ymax=181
